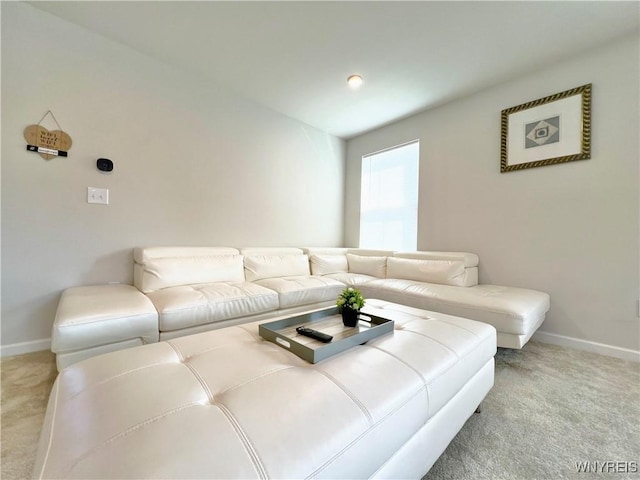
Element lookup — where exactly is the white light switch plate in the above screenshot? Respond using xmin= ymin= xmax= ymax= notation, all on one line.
xmin=87 ymin=187 xmax=109 ymax=205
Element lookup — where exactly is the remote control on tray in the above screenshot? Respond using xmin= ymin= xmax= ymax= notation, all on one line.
xmin=296 ymin=326 xmax=333 ymax=343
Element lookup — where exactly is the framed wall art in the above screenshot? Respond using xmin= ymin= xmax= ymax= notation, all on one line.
xmin=500 ymin=84 xmax=591 ymax=173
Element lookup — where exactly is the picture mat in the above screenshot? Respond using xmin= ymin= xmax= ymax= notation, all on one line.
xmin=507 ymin=94 xmax=582 ymax=166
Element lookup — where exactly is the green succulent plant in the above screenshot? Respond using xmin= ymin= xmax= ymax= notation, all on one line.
xmin=336 ymin=287 xmax=366 ymax=312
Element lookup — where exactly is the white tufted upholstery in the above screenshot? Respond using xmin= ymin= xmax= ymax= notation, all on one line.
xmin=35 ymin=300 xmax=496 ymax=479
xmin=147 ymin=282 xmax=279 ymax=332
xmin=254 ymin=275 xmax=345 ymax=309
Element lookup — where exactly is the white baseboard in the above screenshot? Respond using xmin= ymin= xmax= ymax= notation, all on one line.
xmin=532 ymin=331 xmax=640 ymax=362
xmin=4 ymin=333 xmax=638 ymax=363
xmin=0 ymin=338 xmax=51 ymax=358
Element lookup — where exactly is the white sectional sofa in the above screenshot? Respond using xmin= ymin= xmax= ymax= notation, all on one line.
xmin=51 ymin=246 xmax=550 ymax=370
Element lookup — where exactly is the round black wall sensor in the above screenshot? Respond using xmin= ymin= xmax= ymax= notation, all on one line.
xmin=97 ymin=158 xmax=113 ymax=172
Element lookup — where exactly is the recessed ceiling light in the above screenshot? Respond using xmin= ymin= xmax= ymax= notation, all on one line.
xmin=347 ymin=74 xmax=363 ymax=89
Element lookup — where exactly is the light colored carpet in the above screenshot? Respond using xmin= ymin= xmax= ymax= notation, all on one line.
xmin=424 ymin=342 xmax=640 ymax=480
xmin=1 ymin=342 xmax=638 ymax=479
xmin=1 ymin=350 xmax=56 ymax=480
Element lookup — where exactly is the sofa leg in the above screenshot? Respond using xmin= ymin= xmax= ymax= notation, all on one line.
xmin=475 ymin=403 xmax=482 ymax=414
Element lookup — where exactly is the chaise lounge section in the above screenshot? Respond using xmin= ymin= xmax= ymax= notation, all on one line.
xmin=51 ymin=246 xmax=550 ymax=370
xmin=305 ymin=248 xmax=548 ymax=348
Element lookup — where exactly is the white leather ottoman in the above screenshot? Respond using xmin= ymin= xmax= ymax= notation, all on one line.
xmin=35 ymin=300 xmax=496 ymax=479
xmin=52 ymin=284 xmax=159 ymax=371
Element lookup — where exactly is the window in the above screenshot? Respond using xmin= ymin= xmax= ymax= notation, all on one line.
xmin=359 ymin=141 xmax=419 ymax=251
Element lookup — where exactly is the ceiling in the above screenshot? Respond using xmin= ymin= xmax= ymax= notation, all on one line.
xmin=29 ymin=1 xmax=640 ymax=139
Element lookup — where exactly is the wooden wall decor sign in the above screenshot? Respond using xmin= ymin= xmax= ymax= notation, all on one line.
xmin=24 ymin=111 xmax=73 ymax=160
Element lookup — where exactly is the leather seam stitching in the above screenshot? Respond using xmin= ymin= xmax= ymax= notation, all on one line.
xmin=368 ymin=346 xmax=428 ymax=388
xmin=55 ymin=313 xmax=155 ymax=327
xmin=166 ymin=341 xmax=185 ymax=362
xmin=216 ymin=403 xmax=268 ymax=479
xmin=67 ymin=359 xmax=181 ymax=401
xmin=437 ymin=318 xmax=483 ymax=336
xmin=155 ymin=299 xmax=278 ymax=315
xmin=66 ymin=402 xmax=202 ymax=473
xmin=180 ymin=338 xmax=254 ymax=360
xmin=166 ymin=342 xmax=215 ymax=402
xmin=399 ymin=317 xmax=482 ymax=339
xmin=183 ymin=362 xmax=215 ymax=403
xmin=366 ymin=345 xmax=431 ymax=417
xmin=314 ymin=369 xmax=374 ymax=423
xmin=371 ymin=334 xmax=491 ymax=393
xmin=396 ymin=330 xmax=461 ymax=356
xmin=305 ymin=383 xmax=428 ymax=478
xmin=215 ymin=366 xmax=294 ymax=396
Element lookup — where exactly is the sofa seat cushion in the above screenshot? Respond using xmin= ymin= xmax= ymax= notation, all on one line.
xmin=33 ymin=302 xmax=496 ymax=479
xmin=147 ymin=282 xmax=279 ymax=332
xmin=359 ymin=280 xmax=550 ymax=336
xmin=254 ymin=276 xmax=345 ymax=309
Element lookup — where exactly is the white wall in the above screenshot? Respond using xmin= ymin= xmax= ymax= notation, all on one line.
xmin=345 ymin=34 xmax=639 ymax=353
xmin=1 ymin=3 xmax=345 ymax=350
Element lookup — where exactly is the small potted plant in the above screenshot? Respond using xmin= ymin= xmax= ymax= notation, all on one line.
xmin=336 ymin=287 xmax=366 ymax=327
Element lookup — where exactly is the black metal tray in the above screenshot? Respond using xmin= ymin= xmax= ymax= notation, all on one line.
xmin=258 ymin=306 xmax=394 ymax=363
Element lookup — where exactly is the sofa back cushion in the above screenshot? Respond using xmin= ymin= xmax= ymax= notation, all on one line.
xmin=133 ymin=247 xmax=244 ymax=293
xmin=240 ymin=247 xmax=304 ymax=257
xmin=244 ymin=254 xmax=310 ymax=281
xmin=386 ymin=257 xmax=468 ymax=286
xmin=347 ymin=248 xmax=395 ymax=257
xmin=393 ymin=251 xmax=479 ymax=268
xmin=346 ymin=254 xmax=387 ymax=278
xmin=309 ymin=254 xmax=349 ymax=275
xmin=303 ymin=247 xmax=349 ymax=256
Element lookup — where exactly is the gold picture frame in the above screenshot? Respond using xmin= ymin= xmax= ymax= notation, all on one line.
xmin=500 ymin=84 xmax=591 ymax=173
